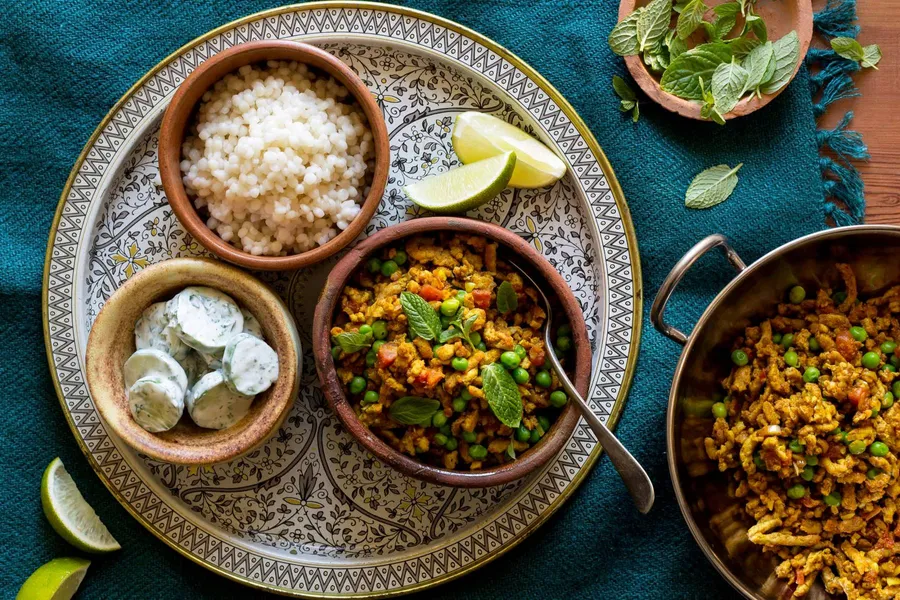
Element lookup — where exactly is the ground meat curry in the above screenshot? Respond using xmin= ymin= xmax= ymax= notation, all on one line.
xmin=706 ymin=264 xmax=900 ymax=599
xmin=330 ymin=234 xmax=572 ymax=471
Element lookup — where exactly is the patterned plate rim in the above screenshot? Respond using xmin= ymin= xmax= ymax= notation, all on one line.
xmin=41 ymin=2 xmax=643 ymax=597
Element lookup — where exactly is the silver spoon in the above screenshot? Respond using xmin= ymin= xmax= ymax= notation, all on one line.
xmin=510 ymin=262 xmax=655 ymax=514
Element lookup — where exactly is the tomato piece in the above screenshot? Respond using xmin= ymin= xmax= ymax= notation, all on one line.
xmin=835 ymin=330 xmax=858 ymax=361
xmin=419 ymin=285 xmax=444 ymax=302
xmin=529 ymin=346 xmax=546 ymax=367
xmin=473 ymin=289 xmax=491 ymax=309
xmin=376 ymin=343 xmax=398 ymax=368
xmin=415 ymin=368 xmax=444 ymax=388
xmin=849 ymin=385 xmax=868 ymax=407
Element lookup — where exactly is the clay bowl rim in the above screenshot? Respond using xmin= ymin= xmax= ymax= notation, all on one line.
xmin=618 ymin=0 xmax=813 ymax=121
xmin=85 ymin=257 xmax=300 ymax=465
xmin=312 ymin=217 xmax=591 ymax=488
xmin=158 ymin=40 xmax=390 ymax=271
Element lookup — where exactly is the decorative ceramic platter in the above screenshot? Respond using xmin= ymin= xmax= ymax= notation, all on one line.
xmin=43 ymin=3 xmax=641 ymax=597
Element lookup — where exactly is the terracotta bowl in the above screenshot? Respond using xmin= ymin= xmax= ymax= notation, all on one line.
xmin=619 ymin=0 xmax=812 ymax=121
xmin=158 ymin=40 xmax=389 ymax=271
xmin=85 ymin=258 xmax=300 ymax=465
xmin=312 ymin=217 xmax=591 ymax=488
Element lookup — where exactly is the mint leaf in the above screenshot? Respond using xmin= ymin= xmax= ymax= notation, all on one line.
xmin=506 ymin=441 xmax=516 ymax=460
xmin=711 ymin=2 xmax=740 ymax=39
xmin=400 ymin=291 xmax=442 ymax=341
xmin=389 ymin=396 xmax=441 ymax=425
xmin=636 ymin=0 xmax=672 ymax=53
xmin=743 ymin=14 xmax=767 ymax=42
xmin=332 ymin=331 xmax=373 ymax=353
xmin=760 ymin=31 xmax=800 ymax=94
xmin=831 ymin=37 xmax=865 ymax=61
xmin=496 ymin=281 xmax=518 ymax=314
xmin=725 ymin=36 xmax=761 ymax=58
xmin=482 ymin=363 xmax=523 ymax=428
xmin=643 ymin=43 xmax=671 ymax=73
xmin=861 ymin=44 xmax=882 ymax=69
xmin=660 ymin=42 xmax=733 ymax=100
xmin=666 ymin=29 xmax=688 ymax=59
xmin=632 ymin=101 xmax=640 ymax=123
xmin=741 ymin=41 xmax=774 ymax=96
xmin=612 ymin=75 xmax=636 ymax=102
xmin=685 ymin=164 xmax=742 ymax=209
xmin=676 ymin=0 xmax=707 ymax=40
xmin=711 ymin=57 xmax=748 ymax=115
xmin=608 ymin=9 xmax=642 ymax=56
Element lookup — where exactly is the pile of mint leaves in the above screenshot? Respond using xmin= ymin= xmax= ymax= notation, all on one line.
xmin=608 ymin=0 xmax=800 ymax=124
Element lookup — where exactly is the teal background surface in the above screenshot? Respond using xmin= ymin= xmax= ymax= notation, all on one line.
xmin=0 ymin=1 xmax=826 ymax=598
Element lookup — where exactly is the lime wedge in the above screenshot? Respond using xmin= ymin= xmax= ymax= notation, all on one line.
xmin=41 ymin=458 xmax=120 ymax=554
xmin=451 ymin=112 xmax=567 ymax=188
xmin=404 ymin=152 xmax=516 ymax=214
xmin=16 ymin=557 xmax=90 ymax=600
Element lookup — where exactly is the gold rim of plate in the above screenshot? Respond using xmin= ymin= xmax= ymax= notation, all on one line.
xmin=41 ymin=2 xmax=644 ymax=597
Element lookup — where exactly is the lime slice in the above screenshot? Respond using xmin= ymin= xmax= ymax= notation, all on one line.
xmin=404 ymin=152 xmax=516 ymax=214
xmin=16 ymin=557 xmax=90 ymax=600
xmin=41 ymin=458 xmax=120 ymax=554
xmin=451 ymin=112 xmax=567 ymax=188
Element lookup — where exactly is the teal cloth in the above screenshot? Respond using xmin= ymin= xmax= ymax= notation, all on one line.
xmin=0 ymin=1 xmax=826 ymax=598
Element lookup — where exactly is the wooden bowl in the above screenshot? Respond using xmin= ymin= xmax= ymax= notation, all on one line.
xmin=85 ymin=258 xmax=300 ymax=465
xmin=312 ymin=217 xmax=591 ymax=488
xmin=619 ymin=0 xmax=813 ymax=121
xmin=158 ymin=41 xmax=389 ymax=271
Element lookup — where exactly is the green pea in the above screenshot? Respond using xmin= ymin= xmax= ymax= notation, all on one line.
xmin=882 ymin=341 xmax=898 ymax=354
xmin=461 ymin=388 xmax=474 ymax=401
xmin=365 ymin=351 xmax=377 ymax=367
xmin=870 ymin=441 xmax=890 ymax=457
xmin=884 ymin=392 xmax=895 ymax=409
xmin=535 ymin=370 xmax=552 ymax=388
xmin=731 ymin=350 xmax=749 ymax=366
xmin=549 ymin=390 xmax=568 ymax=408
xmin=808 ymin=337 xmax=821 ymax=352
xmin=456 ymin=290 xmax=467 ymax=302
xmin=440 ymin=314 xmax=454 ymax=328
xmin=373 ymin=340 xmax=385 ymax=352
xmin=824 ymin=492 xmax=842 ymax=506
xmin=788 ymin=439 xmax=804 ymax=453
xmin=366 ymin=258 xmax=383 ymax=274
xmin=514 ymin=344 xmax=527 ymax=358
xmin=349 ymin=376 xmax=366 ymax=394
xmin=470 ymin=332 xmax=482 ymax=347
xmin=516 ymin=426 xmax=531 ymax=442
xmin=432 ymin=412 xmax=448 ymax=428
xmin=440 ymin=424 xmax=452 ymax=436
xmin=786 ymin=484 xmax=806 ymax=500
xmin=772 ymin=333 xmax=783 ymax=344
xmin=538 ymin=416 xmax=551 ymax=432
xmin=753 ymin=452 xmax=765 ymax=469
xmin=803 ymin=367 xmax=820 ymax=383
xmin=461 ymin=430 xmax=477 ymax=443
xmin=867 ymin=468 xmax=883 ymax=480
xmin=850 ymin=326 xmax=868 ymax=342
xmin=358 ymin=324 xmax=373 ymax=336
xmin=440 ymin=297 xmax=460 ymax=316
xmin=863 ymin=351 xmax=881 ymax=370
xmin=476 ymin=342 xmax=487 ymax=351
xmin=789 ymin=285 xmax=806 ymax=304
xmin=332 ymin=346 xmax=342 ymax=359
xmin=510 ymin=368 xmax=529 ymax=385
xmin=800 ymin=466 xmax=815 ymax=481
xmin=363 ymin=390 xmax=379 ymax=404
xmin=434 ymin=433 xmax=448 ymax=446
xmin=711 ymin=402 xmax=727 ymax=419
xmin=445 ymin=438 xmax=458 ymax=451
xmin=529 ymin=428 xmax=542 ymax=443
xmin=892 ymin=354 xmax=900 ymax=368
xmin=805 ymin=455 xmax=818 ymax=466
xmin=557 ymin=324 xmax=572 ymax=337
xmin=468 ymin=444 xmax=488 ymax=460
xmin=556 ymin=337 xmax=572 ymax=352
xmin=784 ymin=351 xmax=799 ymax=368
xmin=833 ymin=291 xmax=847 ymax=304
xmin=372 ymin=320 xmax=388 ymax=340
xmin=451 ymin=357 xmax=469 ymax=372
xmin=883 ymin=364 xmax=897 ymax=373
xmin=782 ymin=334 xmax=795 ymax=349
xmin=393 ymin=250 xmax=408 ymax=266
xmin=452 ymin=397 xmax=467 ymax=413
xmin=500 ymin=351 xmax=521 ymax=369
xmin=894 ymin=381 xmax=900 ymax=398
xmin=380 ymin=260 xmax=399 ymax=277
xmin=849 ymin=440 xmax=867 ymax=455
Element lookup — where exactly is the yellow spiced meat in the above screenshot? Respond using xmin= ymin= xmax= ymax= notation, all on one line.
xmin=706 ymin=264 xmax=900 ymax=599
xmin=330 ymin=233 xmax=573 ymax=471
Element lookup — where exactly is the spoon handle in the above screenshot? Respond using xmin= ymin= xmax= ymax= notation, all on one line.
xmin=554 ymin=363 xmax=655 ymax=514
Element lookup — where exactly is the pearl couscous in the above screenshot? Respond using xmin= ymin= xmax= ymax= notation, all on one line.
xmin=180 ymin=60 xmax=375 ymax=256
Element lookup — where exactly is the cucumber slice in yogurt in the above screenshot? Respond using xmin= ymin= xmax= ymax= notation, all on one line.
xmin=167 ymin=287 xmax=243 ymax=355
xmin=178 ymin=351 xmax=208 ymax=388
xmin=134 ymin=302 xmax=190 ymax=361
xmin=128 ymin=376 xmax=185 ymax=432
xmin=124 ymin=348 xmax=188 ymax=393
xmin=241 ymin=309 xmax=263 ymax=339
xmin=222 ymin=333 xmax=279 ymax=396
xmin=186 ymin=371 xmax=254 ymax=430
